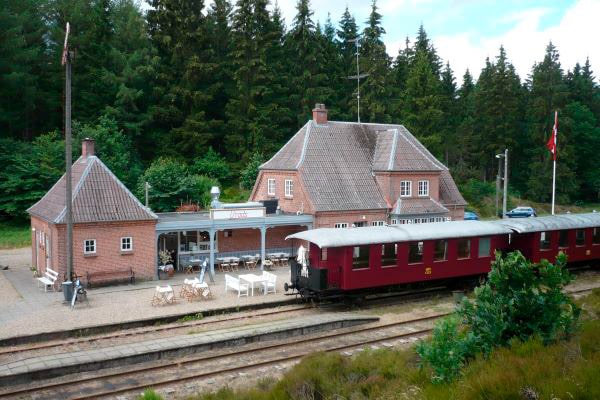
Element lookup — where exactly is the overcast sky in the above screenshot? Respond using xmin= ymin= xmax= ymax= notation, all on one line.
xmin=142 ymin=0 xmax=599 ymax=81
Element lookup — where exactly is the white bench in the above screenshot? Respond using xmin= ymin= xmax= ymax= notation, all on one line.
xmin=225 ymin=274 xmax=249 ymax=297
xmin=261 ymin=271 xmax=277 ymax=295
xmin=37 ymin=267 xmax=59 ymax=292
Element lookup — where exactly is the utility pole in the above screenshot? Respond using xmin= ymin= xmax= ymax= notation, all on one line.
xmin=62 ymin=23 xmax=73 ymax=282
xmin=145 ymin=182 xmax=151 ymax=208
xmin=495 ymin=155 xmax=502 ymax=218
xmin=347 ymin=36 xmax=368 ymax=124
xmin=502 ymin=148 xmax=508 ymax=219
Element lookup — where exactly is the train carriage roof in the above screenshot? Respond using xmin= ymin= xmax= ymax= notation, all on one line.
xmin=493 ymin=212 xmax=600 ymax=233
xmin=286 ymin=221 xmax=512 ymax=248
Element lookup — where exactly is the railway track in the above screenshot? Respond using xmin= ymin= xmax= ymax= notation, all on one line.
xmin=0 ymin=285 xmax=596 ymax=399
xmin=0 ymin=313 xmax=442 ymax=399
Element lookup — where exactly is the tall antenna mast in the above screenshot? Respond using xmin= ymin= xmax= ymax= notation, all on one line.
xmin=62 ymin=22 xmax=73 ymax=283
xmin=347 ymin=36 xmax=368 ymax=123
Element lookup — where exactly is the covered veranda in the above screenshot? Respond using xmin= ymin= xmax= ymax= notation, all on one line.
xmin=155 ymin=211 xmax=313 ymax=281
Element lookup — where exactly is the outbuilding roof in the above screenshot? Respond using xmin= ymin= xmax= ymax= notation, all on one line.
xmin=260 ymin=121 xmax=466 ymax=212
xmin=28 ymin=155 xmax=157 ymax=224
xmin=286 ymin=220 xmax=512 ymax=248
xmin=493 ymin=213 xmax=600 ymax=233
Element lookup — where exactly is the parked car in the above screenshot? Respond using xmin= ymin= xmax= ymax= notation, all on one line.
xmin=464 ymin=211 xmax=479 ymax=220
xmin=506 ymin=206 xmax=537 ymax=218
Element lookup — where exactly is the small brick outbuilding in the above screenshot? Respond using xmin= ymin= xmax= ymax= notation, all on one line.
xmin=27 ymin=139 xmax=157 ymax=285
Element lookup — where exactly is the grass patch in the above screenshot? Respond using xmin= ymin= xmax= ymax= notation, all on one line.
xmin=0 ymin=220 xmax=30 ymax=249
xmin=188 ymin=289 xmax=600 ymax=400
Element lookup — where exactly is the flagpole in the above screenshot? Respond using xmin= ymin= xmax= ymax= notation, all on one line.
xmin=551 ymin=158 xmax=556 ymax=215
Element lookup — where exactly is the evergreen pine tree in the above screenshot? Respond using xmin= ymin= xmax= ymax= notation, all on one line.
xmin=337 ymin=6 xmax=359 ymax=120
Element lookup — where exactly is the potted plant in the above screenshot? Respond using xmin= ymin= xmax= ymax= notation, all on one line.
xmin=158 ymin=250 xmax=175 ymax=278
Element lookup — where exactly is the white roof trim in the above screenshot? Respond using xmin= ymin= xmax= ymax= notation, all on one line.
xmin=54 ymin=156 xmax=95 ymax=223
xmin=387 ymin=129 xmax=398 ymax=170
xmin=287 ymin=220 xmax=512 ymax=248
xmin=94 ymin=157 xmax=158 ymax=219
xmin=260 ymin=121 xmax=309 ymax=170
xmin=295 ymin=120 xmax=312 ymax=169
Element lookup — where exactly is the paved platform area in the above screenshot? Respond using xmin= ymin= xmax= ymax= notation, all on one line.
xmin=0 ymin=312 xmax=378 ymax=386
xmin=0 ymin=247 xmax=298 ymax=340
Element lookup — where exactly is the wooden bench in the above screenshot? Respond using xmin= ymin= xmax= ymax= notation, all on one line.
xmin=86 ymin=267 xmax=135 ymax=288
xmin=37 ymin=267 xmax=59 ymax=292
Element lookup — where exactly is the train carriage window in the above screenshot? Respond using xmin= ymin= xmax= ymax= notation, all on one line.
xmin=352 ymin=246 xmax=370 ymax=269
xmin=594 ymin=228 xmax=600 ymax=245
xmin=408 ymin=241 xmax=423 ymax=264
xmin=434 ymin=240 xmax=448 ymax=261
xmin=559 ymin=231 xmax=569 ymax=248
xmin=479 ymin=237 xmax=491 ymax=257
xmin=576 ymin=229 xmax=585 ymax=246
xmin=540 ymin=232 xmax=551 ymax=250
xmin=321 ymin=248 xmax=327 ymax=261
xmin=457 ymin=239 xmax=470 ymax=259
xmin=381 ymin=243 xmax=397 ymax=266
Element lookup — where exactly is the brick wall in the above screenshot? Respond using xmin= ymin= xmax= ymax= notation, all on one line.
xmin=54 ymin=220 xmax=157 ymax=283
xmin=315 ymin=210 xmax=389 ymax=229
xmin=217 ymin=225 xmax=307 ymax=253
xmin=447 ymin=206 xmax=465 ymax=221
xmin=251 ymin=170 xmax=314 ymax=214
xmin=374 ymin=171 xmax=440 ymax=204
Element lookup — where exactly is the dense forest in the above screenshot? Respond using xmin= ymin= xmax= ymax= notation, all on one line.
xmin=1 ymin=0 xmax=600 ymax=220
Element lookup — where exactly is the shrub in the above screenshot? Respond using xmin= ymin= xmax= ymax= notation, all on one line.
xmin=137 ymin=389 xmax=162 ymax=400
xmin=418 ymin=251 xmax=580 ymax=383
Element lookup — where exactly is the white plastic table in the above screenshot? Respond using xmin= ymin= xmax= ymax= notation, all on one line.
xmin=239 ymin=273 xmax=267 ymax=296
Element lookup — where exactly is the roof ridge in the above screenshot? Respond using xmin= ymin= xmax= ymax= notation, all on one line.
xmin=388 ymin=129 xmax=398 ymax=171
xmin=54 ymin=156 xmax=96 ymax=223
xmin=396 ymin=129 xmax=444 ymax=171
xmin=260 ymin=121 xmax=309 ymax=170
xmin=27 ymin=156 xmax=85 ymax=215
xmin=295 ymin=120 xmax=312 ymax=169
xmin=93 ymin=157 xmax=158 ymax=220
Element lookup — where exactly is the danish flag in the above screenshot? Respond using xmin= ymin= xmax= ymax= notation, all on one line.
xmin=546 ymin=111 xmax=558 ymax=161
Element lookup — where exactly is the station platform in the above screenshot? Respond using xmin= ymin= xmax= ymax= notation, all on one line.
xmin=0 ymin=312 xmax=378 ymax=386
xmin=0 ymin=247 xmax=299 ymax=341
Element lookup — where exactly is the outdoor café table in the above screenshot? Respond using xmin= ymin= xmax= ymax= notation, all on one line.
xmin=239 ymin=273 xmax=268 ymax=296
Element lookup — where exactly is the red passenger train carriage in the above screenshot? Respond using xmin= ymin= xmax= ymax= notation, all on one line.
xmin=284 ymin=213 xmax=600 ymax=299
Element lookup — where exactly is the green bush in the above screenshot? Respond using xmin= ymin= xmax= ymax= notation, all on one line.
xmin=418 ymin=251 xmax=580 ymax=383
xmin=137 ymin=389 xmax=162 ymax=400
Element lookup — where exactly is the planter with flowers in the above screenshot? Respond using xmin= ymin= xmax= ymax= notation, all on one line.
xmin=158 ymin=250 xmax=175 ymax=278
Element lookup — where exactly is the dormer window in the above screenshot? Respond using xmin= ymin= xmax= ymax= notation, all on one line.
xmin=400 ymin=181 xmax=411 ymax=197
xmin=418 ymin=180 xmax=429 ymax=197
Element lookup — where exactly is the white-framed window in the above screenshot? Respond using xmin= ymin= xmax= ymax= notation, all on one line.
xmin=418 ymin=180 xmax=429 ymax=197
xmin=371 ymin=221 xmax=385 ymax=226
xmin=390 ymin=219 xmax=398 ymax=225
xmin=267 ymin=178 xmax=275 ymax=195
xmin=284 ymin=179 xmax=293 ymax=197
xmin=400 ymin=181 xmax=412 ymax=197
xmin=84 ymin=239 xmax=96 ymax=254
xmin=121 ymin=237 xmax=133 ymax=251
xmin=334 ymin=223 xmax=348 ymax=228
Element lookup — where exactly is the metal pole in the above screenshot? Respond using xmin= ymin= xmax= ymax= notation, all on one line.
xmin=502 ymin=149 xmax=508 ymax=219
xmin=145 ymin=182 xmax=149 ymax=207
xmin=356 ymin=42 xmax=360 ymax=124
xmin=65 ymin=51 xmax=73 ymax=281
xmin=495 ymin=156 xmax=501 ymax=218
xmin=551 ymin=159 xmax=556 ymax=215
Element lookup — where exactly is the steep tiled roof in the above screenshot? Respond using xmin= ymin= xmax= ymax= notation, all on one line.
xmin=260 ymin=120 xmax=465 ymax=212
xmin=28 ymin=156 xmax=157 ymax=224
xmin=391 ymin=197 xmax=449 ymax=216
xmin=439 ymin=170 xmax=467 ymax=206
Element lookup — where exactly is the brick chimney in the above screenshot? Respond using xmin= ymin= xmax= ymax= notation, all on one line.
xmin=312 ymin=103 xmax=328 ymax=125
xmin=82 ymin=138 xmax=95 ymax=158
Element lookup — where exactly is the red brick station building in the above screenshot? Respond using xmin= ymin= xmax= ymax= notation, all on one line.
xmin=28 ymin=105 xmax=466 ymax=284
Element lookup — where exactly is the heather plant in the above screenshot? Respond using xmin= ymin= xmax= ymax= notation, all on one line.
xmin=417 ymin=251 xmax=580 ymax=383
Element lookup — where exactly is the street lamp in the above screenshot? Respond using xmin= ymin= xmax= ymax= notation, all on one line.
xmin=495 ymin=149 xmax=509 ymax=219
